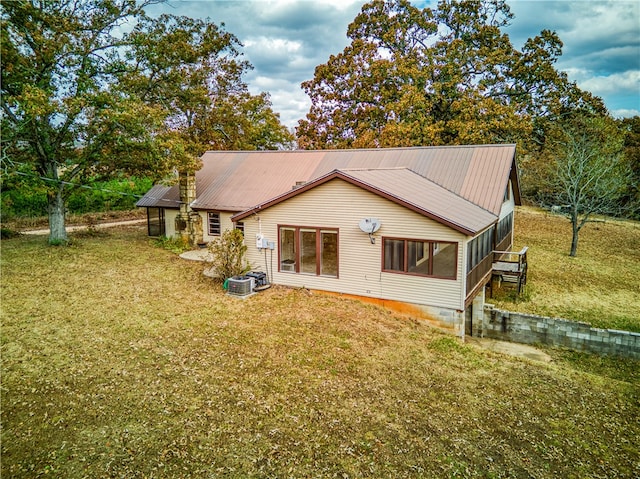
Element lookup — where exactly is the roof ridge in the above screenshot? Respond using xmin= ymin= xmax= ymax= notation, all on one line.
xmin=338 ymin=166 xmax=409 ymax=171
xmin=203 ymin=144 xmax=517 ymax=154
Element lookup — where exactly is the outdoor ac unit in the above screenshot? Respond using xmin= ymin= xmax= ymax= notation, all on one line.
xmin=227 ymin=276 xmax=254 ymax=296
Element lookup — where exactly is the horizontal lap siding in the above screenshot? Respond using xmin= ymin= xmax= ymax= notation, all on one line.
xmin=243 ymin=179 xmax=466 ymax=310
xmin=200 ymin=212 xmax=235 ymax=242
xmin=165 ymin=210 xmax=178 ymax=237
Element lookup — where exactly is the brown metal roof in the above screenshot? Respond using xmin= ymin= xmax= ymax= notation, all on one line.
xmin=135 ymin=185 xmax=180 ymax=208
xmin=233 ymin=168 xmax=497 ymax=235
xmin=138 ymin=145 xmax=518 ymax=231
xmin=340 ymin=168 xmax=498 ymax=235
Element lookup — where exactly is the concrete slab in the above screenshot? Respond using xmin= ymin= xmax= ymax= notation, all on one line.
xmin=179 ymin=249 xmax=213 ymax=262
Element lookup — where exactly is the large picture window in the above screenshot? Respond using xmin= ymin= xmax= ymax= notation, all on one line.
xmin=279 ymin=226 xmax=338 ymax=277
xmin=383 ymin=238 xmax=457 ymax=279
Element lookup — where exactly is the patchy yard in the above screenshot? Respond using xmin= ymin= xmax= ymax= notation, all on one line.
xmin=1 ymin=226 xmax=638 ymax=478
xmin=491 ymin=206 xmax=640 ymax=333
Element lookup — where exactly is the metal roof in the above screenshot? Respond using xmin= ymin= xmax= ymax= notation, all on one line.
xmin=135 ymin=184 xmax=180 ymax=208
xmin=137 ymin=145 xmax=519 ymax=232
xmin=233 ymin=168 xmax=498 ymax=235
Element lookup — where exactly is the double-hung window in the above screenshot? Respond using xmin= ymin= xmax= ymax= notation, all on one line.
xmin=279 ymin=226 xmax=338 ymax=277
xmin=383 ymin=237 xmax=457 ymax=279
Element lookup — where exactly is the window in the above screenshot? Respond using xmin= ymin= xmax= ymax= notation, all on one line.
xmin=279 ymin=226 xmax=338 ymax=277
xmin=383 ymin=238 xmax=457 ymax=279
xmin=208 ymin=212 xmax=220 ymax=236
xmin=235 ymin=222 xmax=244 ymax=234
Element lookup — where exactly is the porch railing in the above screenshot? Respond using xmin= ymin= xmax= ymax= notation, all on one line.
xmin=492 ymin=247 xmax=528 ymax=294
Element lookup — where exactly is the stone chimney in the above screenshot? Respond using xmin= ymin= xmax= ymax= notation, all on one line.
xmin=175 ymin=171 xmax=203 ymax=246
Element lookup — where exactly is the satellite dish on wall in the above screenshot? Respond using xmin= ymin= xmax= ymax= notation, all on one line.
xmin=359 ymin=218 xmax=381 ymax=235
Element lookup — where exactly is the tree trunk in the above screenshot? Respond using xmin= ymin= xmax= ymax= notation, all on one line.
xmin=570 ymin=213 xmax=579 ymax=257
xmin=48 ymin=186 xmax=68 ymax=244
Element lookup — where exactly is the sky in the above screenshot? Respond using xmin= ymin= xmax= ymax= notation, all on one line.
xmin=146 ymin=0 xmax=640 ymax=129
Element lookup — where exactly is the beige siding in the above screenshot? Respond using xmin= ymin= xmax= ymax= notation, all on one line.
xmin=199 ymin=211 xmax=235 ymax=242
xmin=499 ymin=181 xmax=516 ymax=220
xmin=243 ymin=179 xmax=467 ymax=311
xmin=164 ymin=209 xmax=178 ymax=237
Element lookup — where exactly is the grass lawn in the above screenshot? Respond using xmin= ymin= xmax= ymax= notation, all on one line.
xmin=1 ymin=225 xmax=639 ymax=478
xmin=491 ymin=206 xmax=640 ymax=333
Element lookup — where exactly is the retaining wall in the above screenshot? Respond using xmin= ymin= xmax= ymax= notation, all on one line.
xmin=482 ymin=305 xmax=640 ymax=359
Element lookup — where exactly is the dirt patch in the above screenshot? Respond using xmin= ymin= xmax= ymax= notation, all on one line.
xmin=466 ymin=337 xmax=552 ymax=362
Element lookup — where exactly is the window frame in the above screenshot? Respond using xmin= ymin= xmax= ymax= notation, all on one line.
xmin=382 ymin=236 xmax=458 ymax=280
xmin=208 ymin=212 xmax=221 ymax=236
xmin=278 ymin=225 xmax=339 ymax=278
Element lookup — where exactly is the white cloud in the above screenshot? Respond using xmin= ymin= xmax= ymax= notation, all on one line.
xmin=579 ymin=71 xmax=640 ymax=95
xmin=611 ymin=108 xmax=640 ymax=119
xmin=244 ymin=37 xmax=302 ymax=54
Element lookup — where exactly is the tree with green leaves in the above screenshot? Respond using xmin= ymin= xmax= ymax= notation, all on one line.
xmin=2 ymin=0 xmax=167 ymax=243
xmin=123 ymin=14 xmax=293 ymax=154
xmin=297 ymin=0 xmax=603 ymax=152
xmin=545 ymin=114 xmax=630 ymax=257
xmin=1 ymin=1 xmax=292 ymax=244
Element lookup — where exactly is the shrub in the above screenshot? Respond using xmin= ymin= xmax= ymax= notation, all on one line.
xmin=153 ymin=235 xmax=191 ymax=254
xmin=207 ymin=229 xmax=251 ymax=280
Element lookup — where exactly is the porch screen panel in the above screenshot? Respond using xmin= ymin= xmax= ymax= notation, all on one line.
xmin=280 ymin=227 xmax=296 ymax=272
xmin=384 ymin=239 xmax=405 ymax=272
xmin=147 ymin=208 xmax=165 ymax=236
xmin=320 ymin=230 xmax=338 ymax=277
xmin=300 ymin=229 xmax=317 ymax=274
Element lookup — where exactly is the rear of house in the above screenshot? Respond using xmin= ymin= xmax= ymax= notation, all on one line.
xmin=137 ymin=145 xmax=520 ymax=334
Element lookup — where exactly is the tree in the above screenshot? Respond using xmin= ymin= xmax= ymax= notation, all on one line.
xmin=297 ymin=0 xmax=602 ymax=152
xmin=123 ymin=14 xmax=293 ymax=154
xmin=1 ymin=0 xmax=167 ymax=243
xmin=545 ymin=114 xmax=630 ymax=256
xmin=1 ymin=1 xmax=292 ymax=244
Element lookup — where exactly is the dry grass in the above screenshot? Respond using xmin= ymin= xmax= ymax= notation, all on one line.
xmin=491 ymin=206 xmax=640 ymax=332
xmin=1 ymin=226 xmax=638 ymax=478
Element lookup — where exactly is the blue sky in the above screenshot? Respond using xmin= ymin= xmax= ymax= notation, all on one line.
xmin=147 ymin=0 xmax=640 ymax=128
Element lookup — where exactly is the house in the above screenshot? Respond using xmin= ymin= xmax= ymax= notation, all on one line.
xmin=137 ymin=145 xmax=521 ymax=336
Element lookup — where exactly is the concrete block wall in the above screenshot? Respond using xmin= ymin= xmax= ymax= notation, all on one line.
xmin=482 ymin=305 xmax=640 ymax=359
